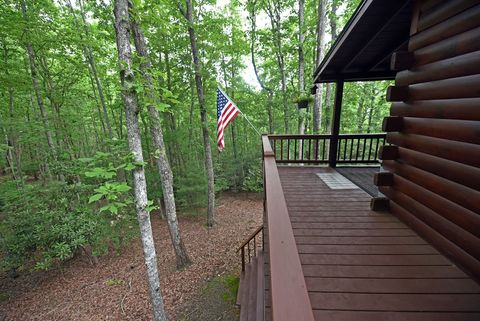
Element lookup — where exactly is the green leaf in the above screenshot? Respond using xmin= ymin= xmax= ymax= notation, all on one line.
xmin=88 ymin=194 xmax=103 ymax=204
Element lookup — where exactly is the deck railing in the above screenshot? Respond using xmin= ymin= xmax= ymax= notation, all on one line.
xmin=262 ymin=135 xmax=315 ymax=321
xmin=238 ymin=225 xmax=263 ymax=272
xmin=269 ymin=133 xmax=385 ymax=165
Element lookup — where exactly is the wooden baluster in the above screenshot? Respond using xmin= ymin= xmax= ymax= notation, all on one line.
xmin=287 ymin=139 xmax=290 ymax=160
xmin=322 ymin=139 xmax=327 ymax=161
xmin=308 ymin=138 xmax=312 ymax=161
xmin=349 ymin=138 xmax=354 ymax=161
xmin=294 ymin=139 xmax=298 ymax=161
xmin=314 ymin=138 xmax=319 ymax=161
xmin=362 ymin=138 xmax=367 ymax=161
xmin=343 ymin=139 xmax=348 ymax=161
xmin=368 ymin=137 xmax=374 ymax=161
xmin=280 ymin=139 xmax=284 ymax=160
xmin=248 ymin=241 xmax=251 ymax=263
xmin=241 ymin=247 xmax=245 ymax=272
xmin=253 ymin=236 xmax=257 ymax=257
xmin=374 ymin=138 xmax=380 ymax=160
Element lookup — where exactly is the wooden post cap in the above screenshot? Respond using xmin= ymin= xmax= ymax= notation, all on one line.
xmin=379 ymin=145 xmax=399 ymax=160
xmin=382 ymin=116 xmax=403 ymax=132
xmin=370 ymin=197 xmax=390 ymax=211
xmin=374 ymin=172 xmax=394 ymax=186
xmin=386 ymin=86 xmax=409 ymax=102
xmin=390 ymin=51 xmax=414 ymax=71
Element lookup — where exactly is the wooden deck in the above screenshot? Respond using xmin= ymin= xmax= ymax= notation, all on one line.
xmin=275 ymin=165 xmax=480 ymax=321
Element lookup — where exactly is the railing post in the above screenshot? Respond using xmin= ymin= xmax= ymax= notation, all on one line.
xmin=241 ymin=247 xmax=245 ymax=272
xmin=329 ymin=80 xmax=344 ymax=168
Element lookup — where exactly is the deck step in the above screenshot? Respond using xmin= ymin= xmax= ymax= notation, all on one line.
xmin=238 ymin=252 xmax=265 ymax=321
xmin=256 ymin=251 xmax=265 ymax=321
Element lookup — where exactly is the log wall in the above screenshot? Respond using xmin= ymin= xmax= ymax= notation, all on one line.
xmin=380 ymin=0 xmax=480 ymax=281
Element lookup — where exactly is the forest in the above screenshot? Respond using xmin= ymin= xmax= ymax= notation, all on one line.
xmin=0 ymin=0 xmax=391 ymax=319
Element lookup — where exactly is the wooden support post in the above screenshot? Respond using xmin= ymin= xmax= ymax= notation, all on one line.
xmin=374 ymin=172 xmax=394 ymax=186
xmin=382 ymin=116 xmax=403 ymax=132
xmin=329 ymin=80 xmax=344 ymax=168
xmin=379 ymin=145 xmax=399 ymax=160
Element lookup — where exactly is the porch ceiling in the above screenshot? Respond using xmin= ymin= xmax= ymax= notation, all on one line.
xmin=313 ymin=0 xmax=413 ymax=85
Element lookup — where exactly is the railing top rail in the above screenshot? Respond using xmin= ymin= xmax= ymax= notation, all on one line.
xmin=268 ymin=133 xmax=385 ymax=139
xmin=237 ymin=225 xmax=263 ymax=251
xmin=262 ymin=135 xmax=315 ymax=321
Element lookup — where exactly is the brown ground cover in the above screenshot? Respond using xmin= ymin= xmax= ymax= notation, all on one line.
xmin=0 ymin=193 xmax=262 ymax=321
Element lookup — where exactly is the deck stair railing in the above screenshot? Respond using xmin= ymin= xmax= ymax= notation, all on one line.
xmin=269 ymin=133 xmax=385 ymax=164
xmin=238 ymin=225 xmax=264 ymax=272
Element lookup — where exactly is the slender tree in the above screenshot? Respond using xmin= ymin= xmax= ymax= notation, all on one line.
xmin=179 ymin=0 xmax=215 ymax=227
xmin=113 ymin=1 xmax=168 ymax=320
xmin=130 ymin=9 xmax=191 ymax=269
xmin=313 ymin=0 xmax=326 ymax=133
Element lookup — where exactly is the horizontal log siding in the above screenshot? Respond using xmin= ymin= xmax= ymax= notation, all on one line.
xmin=383 ymin=0 xmax=480 ymax=281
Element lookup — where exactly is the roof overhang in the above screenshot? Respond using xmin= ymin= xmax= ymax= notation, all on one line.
xmin=312 ymin=0 xmax=413 ymax=87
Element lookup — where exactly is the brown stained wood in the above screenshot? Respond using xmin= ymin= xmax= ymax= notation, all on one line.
xmin=313 ymin=310 xmax=480 ymax=321
xmin=387 ymin=200 xmax=480 ymax=282
xmin=384 ymin=170 xmax=480 ymax=238
xmin=395 ymin=51 xmax=480 ymax=86
xmin=293 ymin=229 xmax=416 ymax=237
xmin=396 ymin=51 xmax=480 ymax=86
xmin=262 ymin=137 xmax=315 ymax=321
xmin=382 ymin=116 xmax=403 ymax=132
xmin=305 ymin=277 xmax=480 ymax=293
xmin=297 ymin=244 xmax=439 ymax=255
xmin=291 ymin=222 xmax=406 ymax=229
xmin=411 ymin=4 xmax=480 ymax=51
xmin=401 ymin=74 xmax=480 ymax=101
xmin=274 ymin=165 xmax=480 ymax=320
xmin=390 ymin=98 xmax=480 ymax=121
xmin=379 ymin=145 xmax=398 ymax=160
xmin=302 ymin=264 xmax=468 ymax=279
xmin=308 ymin=292 xmax=480 ymax=311
xmin=414 ymin=26 xmax=480 ymax=66
xmin=380 ymin=185 xmax=480 ymax=260
xmin=386 ymin=133 xmax=480 ymax=167
xmin=400 ymin=117 xmax=480 ymax=145
xmin=390 ymin=51 xmax=414 ymax=71
xmin=374 ymin=172 xmax=394 ymax=186
xmin=386 ymin=86 xmax=409 ymax=101
xmin=299 ymin=254 xmax=452 ymax=266
xmin=383 ymin=160 xmax=480 ymax=216
xmin=295 ymin=236 xmax=428 ymax=245
xmin=396 ymin=147 xmax=480 ymax=191
xmin=417 ymin=0 xmax=480 ymax=33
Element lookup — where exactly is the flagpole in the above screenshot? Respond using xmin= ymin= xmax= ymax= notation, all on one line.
xmin=217 ymin=86 xmax=262 ymax=136
xmin=238 ymin=110 xmax=262 ymax=136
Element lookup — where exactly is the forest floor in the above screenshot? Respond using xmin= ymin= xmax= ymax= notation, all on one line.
xmin=0 ymin=192 xmax=263 ymax=321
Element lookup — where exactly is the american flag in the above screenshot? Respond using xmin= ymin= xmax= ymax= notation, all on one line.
xmin=217 ymin=88 xmax=240 ymax=151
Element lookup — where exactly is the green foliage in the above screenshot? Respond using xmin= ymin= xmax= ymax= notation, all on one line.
xmin=104 ymin=278 xmax=126 ymax=286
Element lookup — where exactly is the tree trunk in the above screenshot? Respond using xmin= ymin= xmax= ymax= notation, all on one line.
xmin=298 ymin=0 xmax=306 ymax=157
xmin=130 ymin=15 xmax=191 ymax=269
xmin=265 ymin=0 xmax=288 ymax=133
xmin=313 ymin=0 xmax=326 ymax=133
xmin=78 ymin=0 xmax=114 ymax=140
xmin=325 ymin=0 xmax=338 ymax=134
xmin=21 ymin=0 xmax=57 ymax=166
xmin=247 ymin=0 xmax=274 ymax=133
xmin=180 ymin=0 xmax=215 ymax=227
xmin=113 ymin=2 xmax=168 ymax=320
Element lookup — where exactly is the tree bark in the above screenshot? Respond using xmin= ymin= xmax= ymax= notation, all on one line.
xmin=21 ymin=0 xmax=57 ymax=165
xmin=247 ymin=0 xmax=274 ymax=133
xmin=78 ymin=0 xmax=114 ymax=140
xmin=266 ymin=0 xmax=289 ymax=133
xmin=313 ymin=0 xmax=326 ymax=133
xmin=325 ymin=0 xmax=338 ymax=134
xmin=179 ymin=0 xmax=215 ymax=227
xmin=297 ymin=0 xmax=306 ymax=157
xmin=130 ymin=15 xmax=191 ymax=269
xmin=113 ymin=1 xmax=168 ymax=320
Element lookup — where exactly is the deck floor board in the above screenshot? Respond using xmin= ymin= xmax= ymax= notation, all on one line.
xmin=277 ymin=166 xmax=480 ymax=320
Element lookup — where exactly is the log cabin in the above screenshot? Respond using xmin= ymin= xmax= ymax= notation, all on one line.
xmin=236 ymin=0 xmax=480 ymax=320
